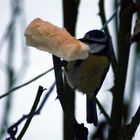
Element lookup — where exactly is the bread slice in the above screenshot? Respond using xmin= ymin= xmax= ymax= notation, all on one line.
xmin=24 ymin=18 xmax=89 ymax=61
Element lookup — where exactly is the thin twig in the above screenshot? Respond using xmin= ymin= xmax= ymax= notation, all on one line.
xmin=16 ymin=86 xmax=44 ymax=140
xmin=100 ymin=2 xmax=120 ymax=31
xmin=6 ymin=82 xmax=55 ymax=140
xmin=0 ymin=67 xmax=53 ymax=99
xmin=95 ymin=97 xmax=111 ymax=124
xmin=99 ymin=0 xmax=118 ymax=76
xmin=35 ymin=82 xmax=55 ymax=113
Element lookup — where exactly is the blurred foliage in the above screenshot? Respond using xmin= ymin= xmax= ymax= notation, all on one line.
xmin=0 ymin=0 xmax=28 ymax=139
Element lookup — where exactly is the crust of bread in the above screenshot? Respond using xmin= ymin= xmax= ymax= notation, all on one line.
xmin=24 ymin=18 xmax=89 ymax=61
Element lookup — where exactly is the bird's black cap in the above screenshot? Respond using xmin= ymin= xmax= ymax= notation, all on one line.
xmin=78 ymin=30 xmax=109 ymax=55
xmin=79 ymin=30 xmax=107 ymax=44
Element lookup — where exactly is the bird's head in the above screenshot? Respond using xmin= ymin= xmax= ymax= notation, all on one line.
xmin=79 ymin=30 xmax=109 ymax=55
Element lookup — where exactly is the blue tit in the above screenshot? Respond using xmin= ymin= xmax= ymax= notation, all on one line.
xmin=65 ymin=30 xmax=111 ymax=126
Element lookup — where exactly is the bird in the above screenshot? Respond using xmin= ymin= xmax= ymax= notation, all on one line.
xmin=65 ymin=30 xmax=111 ymax=126
xmin=24 ymin=20 xmax=111 ymax=126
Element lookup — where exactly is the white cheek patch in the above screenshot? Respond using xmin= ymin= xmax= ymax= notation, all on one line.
xmin=24 ymin=18 xmax=89 ymax=61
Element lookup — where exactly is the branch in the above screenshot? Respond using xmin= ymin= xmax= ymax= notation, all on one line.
xmin=0 ymin=67 xmax=53 ymax=99
xmin=100 ymin=2 xmax=120 ymax=31
xmin=95 ymin=97 xmax=112 ymax=125
xmin=15 ymin=86 xmax=43 ymax=140
xmin=6 ymin=86 xmax=44 ymax=140
xmin=99 ymin=0 xmax=118 ymax=74
xmin=98 ymin=0 xmax=109 ymax=34
xmin=6 ymin=83 xmax=55 ymax=140
xmin=52 ymin=55 xmax=88 ymax=140
xmin=62 ymin=1 xmax=80 ymax=139
xmin=121 ymin=105 xmax=140 ymax=140
xmin=109 ymin=0 xmax=134 ymax=139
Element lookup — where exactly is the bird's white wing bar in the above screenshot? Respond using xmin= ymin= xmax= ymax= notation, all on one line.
xmin=24 ymin=18 xmax=89 ymax=61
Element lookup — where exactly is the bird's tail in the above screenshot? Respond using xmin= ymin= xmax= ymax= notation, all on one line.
xmin=86 ymin=96 xmax=98 ymax=126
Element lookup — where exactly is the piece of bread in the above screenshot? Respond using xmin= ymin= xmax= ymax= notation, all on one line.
xmin=24 ymin=18 xmax=89 ymax=61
